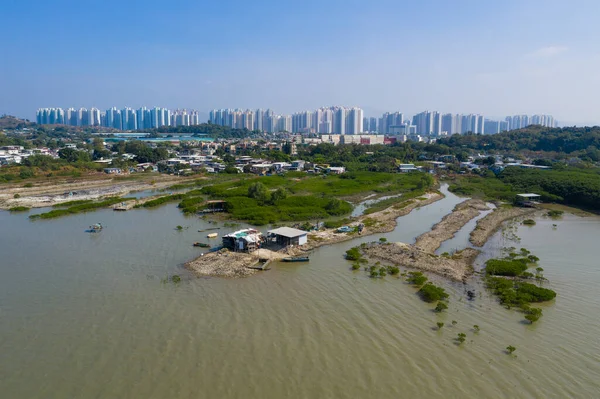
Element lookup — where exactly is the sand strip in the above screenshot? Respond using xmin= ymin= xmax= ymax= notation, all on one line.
xmin=414 ymin=199 xmax=489 ymax=253
xmin=469 ymin=206 xmax=537 ymax=247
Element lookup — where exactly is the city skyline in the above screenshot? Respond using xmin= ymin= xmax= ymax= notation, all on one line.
xmin=36 ymin=105 xmax=557 ymax=134
xmin=3 ymin=1 xmax=600 ymax=125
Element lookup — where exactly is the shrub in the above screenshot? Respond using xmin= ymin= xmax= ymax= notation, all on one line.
xmin=386 ymin=266 xmax=400 ymax=275
xmin=434 ymin=302 xmax=448 ymax=312
xmin=547 ymin=210 xmax=564 ymax=218
xmin=23 ymin=183 xmax=33 ymax=188
xmin=9 ymin=206 xmax=30 ymax=212
xmin=436 ymin=322 xmax=444 ymax=330
xmin=485 ymin=258 xmax=528 ymax=276
xmin=457 ymin=333 xmax=466 ymax=344
xmin=407 ymin=271 xmax=428 ymax=286
xmin=524 ymin=307 xmax=542 ymax=323
xmin=522 ymin=219 xmax=536 ymax=226
xmin=351 ymin=262 xmax=361 ymax=270
xmin=379 ymin=237 xmax=387 ymax=243
xmin=506 ymin=345 xmax=516 ymax=354
xmin=13 ymin=193 xmax=21 ymax=199
xmin=345 ymin=247 xmax=362 ymax=261
xmin=514 ymin=282 xmax=556 ymax=302
xmin=418 ymin=283 xmax=449 ymax=303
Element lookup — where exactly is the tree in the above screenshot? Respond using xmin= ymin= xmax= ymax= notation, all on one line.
xmin=271 ymin=188 xmax=287 ymax=202
xmin=247 ymin=182 xmax=270 ymax=203
xmin=436 ymin=322 xmax=444 ymax=330
xmin=58 ymin=148 xmax=91 ymax=163
xmin=434 ymin=302 xmax=448 ymax=312
xmin=506 ymin=345 xmax=516 ymax=355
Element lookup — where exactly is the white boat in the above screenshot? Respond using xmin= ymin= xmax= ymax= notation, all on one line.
xmin=207 ymin=233 xmax=218 ymax=238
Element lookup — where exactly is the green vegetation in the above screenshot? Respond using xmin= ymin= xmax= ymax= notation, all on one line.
xmin=524 ymin=307 xmax=543 ymax=323
xmin=434 ymin=302 xmax=448 ymax=312
xmin=506 ymin=345 xmax=517 ymax=355
xmin=438 ymin=126 xmax=600 ymax=159
xmin=436 ymin=322 xmax=444 ymax=330
xmin=136 ymin=194 xmax=187 ymax=208
xmin=547 ymin=210 xmax=564 ymax=217
xmin=418 ymin=283 xmax=450 ymax=303
xmin=406 ymin=271 xmax=428 ymax=286
xmin=485 ymin=258 xmax=529 ymax=276
xmin=52 ymin=199 xmax=94 ymax=208
xmin=449 ymin=167 xmax=600 ymax=211
xmin=363 ymin=188 xmax=430 ymax=215
xmin=473 ymin=325 xmax=480 ymax=332
xmin=345 ymin=247 xmax=362 ymax=261
xmin=30 ymin=197 xmax=135 ymax=219
xmin=175 ymin=225 xmax=183 ymax=231
xmin=522 ymin=219 xmax=536 ymax=226
xmin=379 ymin=237 xmax=387 ymax=243
xmin=457 ymin=333 xmax=466 ymax=344
xmin=9 ymin=206 xmax=30 ymax=212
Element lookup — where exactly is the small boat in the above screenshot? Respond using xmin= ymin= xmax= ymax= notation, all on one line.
xmin=193 ymin=242 xmax=211 ymax=248
xmin=282 ymin=256 xmax=309 ymax=262
xmin=86 ymin=222 xmax=103 ymax=233
xmin=198 ymin=227 xmax=221 ymax=232
xmin=207 ymin=233 xmax=218 ymax=238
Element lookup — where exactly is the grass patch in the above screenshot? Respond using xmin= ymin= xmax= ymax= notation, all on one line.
xmin=135 ymin=194 xmax=186 ymax=208
xmin=52 ymin=199 xmax=95 ymax=208
xmin=31 ymin=197 xmax=135 ymax=219
xmin=9 ymin=206 xmax=30 ymax=212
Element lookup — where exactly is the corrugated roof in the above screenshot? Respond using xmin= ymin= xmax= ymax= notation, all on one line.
xmin=268 ymin=227 xmax=307 ymax=238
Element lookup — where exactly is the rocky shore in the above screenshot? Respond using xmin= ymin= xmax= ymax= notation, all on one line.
xmin=414 ymin=199 xmax=489 ymax=253
xmin=470 ymin=206 xmax=537 ymax=247
xmin=363 ymin=242 xmax=479 ymax=282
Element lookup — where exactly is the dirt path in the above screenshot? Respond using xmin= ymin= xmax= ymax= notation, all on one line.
xmin=470 ymin=206 xmax=537 ymax=247
xmin=414 ymin=199 xmax=489 ymax=253
xmin=363 ymin=242 xmax=479 ymax=282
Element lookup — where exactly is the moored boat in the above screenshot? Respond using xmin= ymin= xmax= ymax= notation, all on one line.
xmin=282 ymin=256 xmax=309 ymax=262
xmin=207 ymin=233 xmax=218 ymax=238
xmin=193 ymin=242 xmax=211 ymax=248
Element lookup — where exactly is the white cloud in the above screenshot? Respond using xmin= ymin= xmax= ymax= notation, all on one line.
xmin=528 ymin=46 xmax=568 ymax=58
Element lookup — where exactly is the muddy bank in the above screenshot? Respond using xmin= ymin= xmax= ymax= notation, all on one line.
xmin=185 ymin=248 xmax=290 ymax=277
xmin=362 ymin=242 xmax=479 ymax=282
xmin=185 ymin=250 xmax=260 ymax=277
xmin=0 ymin=175 xmax=195 ymax=209
xmin=295 ymin=192 xmax=445 ymax=253
xmin=470 ymin=206 xmax=537 ymax=247
xmin=414 ymin=199 xmax=489 ymax=253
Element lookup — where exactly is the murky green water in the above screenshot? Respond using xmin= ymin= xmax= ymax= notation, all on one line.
xmin=1 ymin=187 xmax=599 ymax=398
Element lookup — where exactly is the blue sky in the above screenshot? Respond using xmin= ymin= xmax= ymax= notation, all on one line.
xmin=2 ymin=0 xmax=600 ymax=124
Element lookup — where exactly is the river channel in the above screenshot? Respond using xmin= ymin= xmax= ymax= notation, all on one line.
xmin=1 ymin=185 xmax=599 ymax=398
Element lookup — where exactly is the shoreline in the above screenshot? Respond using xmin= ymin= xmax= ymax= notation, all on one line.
xmin=469 ymin=206 xmax=537 ymax=247
xmin=0 ymin=175 xmax=198 ymax=210
xmin=414 ymin=199 xmax=489 ymax=253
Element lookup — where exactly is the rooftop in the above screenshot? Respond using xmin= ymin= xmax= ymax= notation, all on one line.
xmin=517 ymin=193 xmax=541 ymax=198
xmin=268 ymin=227 xmax=307 ymax=238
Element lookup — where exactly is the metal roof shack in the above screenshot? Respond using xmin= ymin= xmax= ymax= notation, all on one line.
xmin=516 ymin=193 xmax=541 ymax=207
xmin=222 ymin=228 xmax=263 ymax=252
xmin=267 ymin=227 xmax=308 ymax=247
